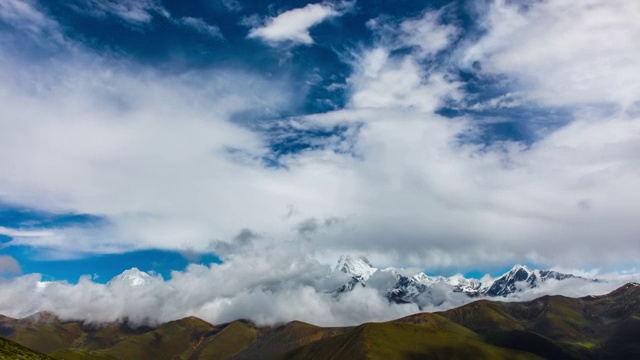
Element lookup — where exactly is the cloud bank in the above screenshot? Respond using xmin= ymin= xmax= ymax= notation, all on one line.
xmin=0 ymin=0 xmax=639 ymax=327
xmin=1 ymin=252 xmax=637 ymax=327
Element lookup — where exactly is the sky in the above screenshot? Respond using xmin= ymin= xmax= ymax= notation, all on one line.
xmin=0 ymin=0 xmax=640 ymax=325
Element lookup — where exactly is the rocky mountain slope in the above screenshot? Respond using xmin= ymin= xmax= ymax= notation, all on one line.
xmin=1 ymin=283 xmax=638 ymax=359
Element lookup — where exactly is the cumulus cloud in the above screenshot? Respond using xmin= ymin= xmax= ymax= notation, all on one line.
xmin=345 ymin=11 xmax=462 ymax=112
xmin=0 ymin=0 xmax=639 ymax=293
xmin=0 ymin=252 xmax=637 ymax=327
xmin=367 ymin=9 xmax=459 ymax=58
xmin=462 ymin=0 xmax=640 ymax=109
xmin=0 ymin=247 xmax=418 ymax=326
xmin=247 ymin=2 xmax=346 ymax=45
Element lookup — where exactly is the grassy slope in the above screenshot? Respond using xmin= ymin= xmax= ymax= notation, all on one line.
xmin=438 ymin=284 xmax=640 ymax=359
xmin=48 ymin=348 xmax=119 ymax=360
xmin=194 ymin=320 xmax=258 ymax=360
xmin=2 ymin=284 xmax=638 ymax=360
xmin=234 ymin=320 xmax=352 ymax=359
xmin=93 ymin=317 xmax=216 ymax=360
xmin=0 ymin=336 xmax=54 ymax=360
xmin=280 ymin=314 xmax=543 ymax=360
xmin=8 ymin=321 xmax=86 ymax=354
xmin=1 ymin=314 xmax=151 ymax=356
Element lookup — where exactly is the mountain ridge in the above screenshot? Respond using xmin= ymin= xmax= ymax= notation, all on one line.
xmin=331 ymin=256 xmax=594 ymax=306
xmin=1 ymin=283 xmax=638 ymax=359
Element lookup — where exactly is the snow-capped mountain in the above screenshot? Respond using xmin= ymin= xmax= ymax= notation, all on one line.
xmin=333 ymin=255 xmax=377 ymax=280
xmin=484 ymin=265 xmax=576 ymax=297
xmin=386 ymin=274 xmax=427 ymax=304
xmin=445 ymin=274 xmax=487 ymax=294
xmin=332 ymin=255 xmax=378 ymax=293
xmin=331 ymin=257 xmax=588 ymax=306
xmin=107 ymin=268 xmax=154 ymax=287
xmin=385 ymin=272 xmax=488 ymax=304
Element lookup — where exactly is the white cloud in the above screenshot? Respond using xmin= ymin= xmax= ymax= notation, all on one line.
xmin=219 ymin=0 xmax=242 ymax=13
xmin=399 ymin=11 xmax=457 ymax=57
xmin=247 ymin=2 xmax=343 ymax=45
xmin=347 ymin=54 xmax=461 ymax=112
xmin=344 ymin=11 xmax=462 ymax=112
xmin=0 ymin=250 xmax=637 ymax=327
xmin=0 ymin=227 xmax=55 ymax=238
xmin=0 ymin=0 xmax=638 ymax=284
xmin=68 ymin=0 xmax=169 ymax=24
xmin=0 ymin=0 xmax=64 ymax=44
xmin=0 ymin=247 xmax=419 ymax=326
xmin=367 ymin=10 xmax=459 ymax=58
xmin=177 ymin=17 xmax=224 ymax=39
xmin=461 ymin=0 xmax=640 ymax=109
xmin=66 ymin=0 xmax=224 ymax=38
xmin=468 ymin=92 xmax=524 ymax=111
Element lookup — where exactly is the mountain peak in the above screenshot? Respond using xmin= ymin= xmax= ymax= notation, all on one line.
xmin=334 ymin=255 xmax=377 ymax=280
xmin=509 ymin=264 xmax=533 ymax=273
xmin=331 ymin=259 xmax=581 ymax=303
xmin=107 ymin=268 xmax=153 ymax=287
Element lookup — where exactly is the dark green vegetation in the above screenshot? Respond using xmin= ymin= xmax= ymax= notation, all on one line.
xmin=1 ymin=283 xmax=639 ymax=359
xmin=0 ymin=336 xmax=53 ymax=359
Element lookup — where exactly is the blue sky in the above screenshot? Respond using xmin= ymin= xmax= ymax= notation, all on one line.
xmin=0 ymin=0 xmax=639 ymax=291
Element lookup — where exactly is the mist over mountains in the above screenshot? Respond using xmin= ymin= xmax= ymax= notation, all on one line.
xmin=1 ymin=254 xmax=635 ymax=328
xmin=1 ymin=1 xmax=639 ymax=358
xmin=2 ymin=283 xmax=640 ymax=359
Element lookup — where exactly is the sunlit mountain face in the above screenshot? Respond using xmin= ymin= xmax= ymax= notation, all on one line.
xmin=1 ymin=0 xmax=640 ymax=327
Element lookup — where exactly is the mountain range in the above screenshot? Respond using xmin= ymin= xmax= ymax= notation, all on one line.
xmin=331 ymin=255 xmax=592 ymax=306
xmin=1 ymin=283 xmax=639 ymax=359
xmin=30 ymin=256 xmax=597 ymax=313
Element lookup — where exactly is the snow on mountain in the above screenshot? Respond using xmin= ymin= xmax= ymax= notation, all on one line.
xmin=331 ymin=255 xmax=378 ymax=293
xmin=446 ymin=274 xmax=487 ymax=295
xmin=333 ymin=255 xmax=377 ymax=280
xmin=485 ymin=265 xmax=535 ymax=296
xmin=107 ymin=268 xmax=154 ymax=287
xmin=386 ymin=274 xmax=427 ymax=304
xmin=484 ymin=265 xmax=577 ymax=297
xmin=412 ymin=272 xmax=431 ymax=284
xmin=331 ymin=257 xmax=586 ymax=306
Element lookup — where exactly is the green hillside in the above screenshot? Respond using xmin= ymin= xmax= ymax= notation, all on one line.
xmin=438 ymin=283 xmax=640 ymax=359
xmin=1 ymin=283 xmax=639 ymax=359
xmin=195 ymin=320 xmax=258 ymax=359
xmin=280 ymin=318 xmax=542 ymax=360
xmin=0 ymin=336 xmax=53 ymax=360
xmin=94 ymin=316 xmax=217 ymax=360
